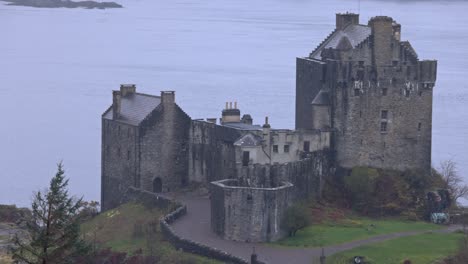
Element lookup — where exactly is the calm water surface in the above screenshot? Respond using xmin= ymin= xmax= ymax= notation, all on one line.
xmin=0 ymin=0 xmax=467 ymax=206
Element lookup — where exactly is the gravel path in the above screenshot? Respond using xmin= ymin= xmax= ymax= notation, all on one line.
xmin=170 ymin=194 xmax=463 ymax=264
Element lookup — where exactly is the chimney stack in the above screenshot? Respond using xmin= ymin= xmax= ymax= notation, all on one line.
xmin=120 ymin=84 xmax=136 ymax=97
xmin=336 ymin=13 xmax=359 ymax=30
xmin=263 ymin=116 xmax=271 ymax=128
xmin=161 ymin=91 xmax=175 ymax=104
xmin=221 ymin=101 xmax=241 ymax=124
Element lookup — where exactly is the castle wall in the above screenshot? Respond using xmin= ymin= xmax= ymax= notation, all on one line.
xmin=330 ymin=41 xmax=435 ymax=173
xmin=139 ymin=102 xmax=191 ymax=193
xmin=189 ymin=120 xmax=240 ymax=183
xmin=210 ymin=179 xmax=293 ymax=242
xmin=101 ymin=119 xmax=139 ymax=211
xmin=237 ymin=150 xmax=332 ymax=201
xmin=296 ymin=58 xmax=326 ymax=130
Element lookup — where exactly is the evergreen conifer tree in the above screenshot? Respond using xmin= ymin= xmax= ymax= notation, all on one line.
xmin=13 ymin=163 xmax=90 ymax=264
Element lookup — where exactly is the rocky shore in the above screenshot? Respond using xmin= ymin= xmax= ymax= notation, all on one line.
xmin=0 ymin=0 xmax=122 ymax=9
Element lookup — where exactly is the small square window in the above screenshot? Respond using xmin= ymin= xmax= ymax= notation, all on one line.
xmin=273 ymin=145 xmax=278 ymax=153
xmin=354 ymin=89 xmax=360 ymax=96
xmin=382 ymin=88 xmax=388 ymax=96
xmin=284 ymin=145 xmax=290 ymax=153
xmin=381 ymin=122 xmax=388 ymax=132
xmin=381 ymin=110 xmax=388 ymax=119
xmin=418 ymin=122 xmax=422 ymax=131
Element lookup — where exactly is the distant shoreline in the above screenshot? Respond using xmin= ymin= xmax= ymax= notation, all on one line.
xmin=0 ymin=0 xmax=122 ymax=9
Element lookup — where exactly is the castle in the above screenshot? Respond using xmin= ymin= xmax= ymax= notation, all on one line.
xmin=101 ymin=14 xmax=437 ymax=242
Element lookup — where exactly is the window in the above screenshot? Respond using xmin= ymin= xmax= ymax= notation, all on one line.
xmin=418 ymin=91 xmax=423 ymax=96
xmin=242 ymin=151 xmax=250 ymax=167
xmin=358 ymin=61 xmax=364 ymax=68
xmin=359 ymin=111 xmax=362 ymax=118
xmin=127 ymin=150 xmax=130 ymax=160
xmin=303 ymin=141 xmax=310 ymax=152
xmin=381 ymin=110 xmax=388 ymax=119
xmin=418 ymin=122 xmax=422 ymax=131
xmin=118 ymin=125 xmax=121 ymax=136
xmin=381 ymin=122 xmax=388 ymax=132
xmin=354 ymin=89 xmax=360 ymax=96
xmin=117 ymin=147 xmax=121 ymax=158
xmin=273 ymin=145 xmax=278 ymax=153
xmin=284 ymin=145 xmax=290 ymax=153
xmin=382 ymin=88 xmax=388 ymax=96
xmin=392 ymin=60 xmax=398 ymax=66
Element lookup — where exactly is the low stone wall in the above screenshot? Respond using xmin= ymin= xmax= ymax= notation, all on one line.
xmin=122 ymin=187 xmax=265 ymax=264
xmin=160 ymin=204 xmax=257 ymax=264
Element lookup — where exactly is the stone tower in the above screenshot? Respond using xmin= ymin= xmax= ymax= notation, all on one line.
xmin=296 ymin=13 xmax=437 ymax=173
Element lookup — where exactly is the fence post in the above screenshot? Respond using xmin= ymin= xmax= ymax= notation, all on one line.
xmin=251 ymin=246 xmax=257 ymax=264
xmin=320 ymin=247 xmax=326 ymax=264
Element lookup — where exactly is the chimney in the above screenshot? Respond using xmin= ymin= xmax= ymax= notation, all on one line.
xmin=221 ymin=101 xmax=241 ymax=124
xmin=112 ymin=90 xmax=121 ymax=119
xmin=336 ymin=13 xmax=359 ymax=30
xmin=120 ymin=84 xmax=136 ymax=96
xmin=369 ymin=16 xmax=394 ymax=66
xmin=262 ymin=116 xmax=271 ymax=129
xmin=161 ymin=91 xmax=175 ymax=104
xmin=392 ymin=22 xmax=401 ymax=41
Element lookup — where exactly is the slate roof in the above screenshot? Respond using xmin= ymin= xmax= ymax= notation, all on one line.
xmin=103 ymin=93 xmax=161 ymax=126
xmin=310 ymin=24 xmax=371 ymax=60
xmin=234 ymin=133 xmax=263 ymax=147
xmin=311 ymin=90 xmax=330 ymax=105
xmin=222 ymin=122 xmax=263 ymax=131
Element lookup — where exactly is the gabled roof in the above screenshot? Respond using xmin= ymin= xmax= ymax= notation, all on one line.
xmin=310 ymin=24 xmax=371 ymax=60
xmin=311 ymin=90 xmax=330 ymax=106
xmin=234 ymin=133 xmax=263 ymax=147
xmin=102 ymin=93 xmax=161 ymax=126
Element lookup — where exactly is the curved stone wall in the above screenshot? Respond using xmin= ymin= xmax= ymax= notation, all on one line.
xmin=210 ymin=179 xmax=293 ymax=242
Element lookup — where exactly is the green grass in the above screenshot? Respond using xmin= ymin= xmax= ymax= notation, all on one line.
xmin=81 ymin=202 xmax=220 ymax=264
xmin=328 ymin=232 xmax=464 ymax=264
xmin=275 ymin=217 xmax=442 ymax=247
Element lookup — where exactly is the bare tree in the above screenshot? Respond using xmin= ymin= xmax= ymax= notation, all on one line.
xmin=438 ymin=160 xmax=468 ymax=204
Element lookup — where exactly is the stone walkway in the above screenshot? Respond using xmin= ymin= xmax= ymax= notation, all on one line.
xmin=170 ymin=194 xmax=462 ymax=264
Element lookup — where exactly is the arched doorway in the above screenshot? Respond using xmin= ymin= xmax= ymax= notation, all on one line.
xmin=153 ymin=177 xmax=162 ymax=193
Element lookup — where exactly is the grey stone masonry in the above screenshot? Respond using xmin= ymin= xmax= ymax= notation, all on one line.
xmin=210 ymin=179 xmax=293 ymax=243
xmin=296 ymin=14 xmax=436 ymax=173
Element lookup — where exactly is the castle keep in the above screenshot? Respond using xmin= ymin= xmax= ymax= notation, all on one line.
xmin=101 ymin=14 xmax=436 ymax=242
xmin=296 ymin=13 xmax=437 ymax=172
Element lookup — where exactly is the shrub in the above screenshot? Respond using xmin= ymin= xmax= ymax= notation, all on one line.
xmin=344 ymin=167 xmax=379 ymax=214
xmin=281 ymin=203 xmax=310 ymax=237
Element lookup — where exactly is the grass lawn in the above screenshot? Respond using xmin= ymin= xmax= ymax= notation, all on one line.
xmin=328 ymin=232 xmax=464 ymax=264
xmin=81 ymin=202 xmax=220 ymax=264
xmin=275 ymin=217 xmax=443 ymax=247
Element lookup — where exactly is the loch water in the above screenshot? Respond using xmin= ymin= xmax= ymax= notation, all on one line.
xmin=0 ymin=0 xmax=467 ymax=206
